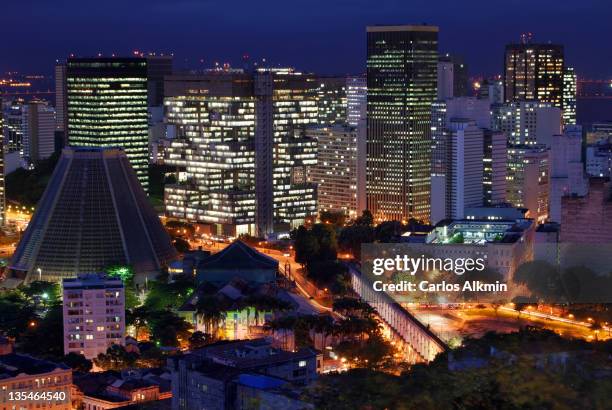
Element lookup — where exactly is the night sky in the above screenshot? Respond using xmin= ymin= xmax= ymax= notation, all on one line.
xmin=2 ymin=0 xmax=611 ymax=78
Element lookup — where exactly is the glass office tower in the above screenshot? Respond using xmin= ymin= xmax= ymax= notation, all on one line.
xmin=504 ymin=37 xmax=564 ymax=110
xmin=66 ymin=58 xmax=149 ymax=189
xmin=366 ymin=25 xmax=438 ymax=223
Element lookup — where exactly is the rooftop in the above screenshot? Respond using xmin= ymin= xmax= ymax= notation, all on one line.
xmin=0 ymin=354 xmax=69 ymax=380
xmin=197 ymin=240 xmax=278 ymax=272
xmin=192 ymin=338 xmax=317 ymax=370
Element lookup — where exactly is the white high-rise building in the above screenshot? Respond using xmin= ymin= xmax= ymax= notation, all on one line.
xmin=493 ymin=101 xmax=562 ymax=147
xmin=346 ymin=76 xmax=366 ymax=127
xmin=445 ymin=97 xmax=491 ymax=129
xmin=62 ymin=273 xmax=125 ymax=359
xmin=549 ymin=125 xmax=587 ymax=222
xmin=483 ymin=130 xmax=507 ymax=206
xmin=507 ymin=145 xmax=549 ymax=223
xmin=431 ymin=120 xmax=483 ymax=222
xmin=346 ymin=75 xmax=367 ymax=214
xmin=23 ymin=101 xmax=56 ymax=163
xmin=430 ymin=98 xmax=496 ymax=223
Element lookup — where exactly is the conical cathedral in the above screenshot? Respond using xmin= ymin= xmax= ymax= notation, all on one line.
xmin=9 ymin=147 xmax=177 ymax=283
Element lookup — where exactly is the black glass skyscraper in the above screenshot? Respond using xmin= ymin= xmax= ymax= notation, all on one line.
xmin=504 ymin=36 xmax=564 ymax=110
xmin=366 ymin=25 xmax=438 ymax=223
xmin=66 ymin=58 xmax=149 ymax=189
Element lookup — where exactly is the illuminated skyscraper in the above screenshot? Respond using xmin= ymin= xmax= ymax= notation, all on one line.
xmin=66 ymin=58 xmax=149 ymax=189
xmin=307 ymin=125 xmax=360 ymax=219
xmin=563 ymin=67 xmax=577 ymax=125
xmin=23 ymin=100 xmax=56 ymax=163
xmin=2 ymin=98 xmax=25 ymax=154
xmin=549 ymin=125 xmax=586 ymax=223
xmin=146 ymin=55 xmax=173 ymax=107
xmin=431 ymin=119 xmax=483 ymax=222
xmin=346 ymin=76 xmax=366 ymax=127
xmin=483 ymin=130 xmax=507 ymax=206
xmin=55 ymin=62 xmax=68 ymax=143
xmin=0 ymin=104 xmax=5 ymax=226
xmin=164 ymin=76 xmax=258 ymax=235
xmin=504 ymin=35 xmax=564 ymax=109
xmin=163 ymin=69 xmax=318 ymax=236
xmin=317 ymin=76 xmax=346 ymax=125
xmin=366 ymin=24 xmax=438 ymax=223
xmin=438 ymin=54 xmax=469 ymax=98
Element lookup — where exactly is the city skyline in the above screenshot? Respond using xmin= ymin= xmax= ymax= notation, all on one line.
xmin=2 ymin=0 xmax=612 ymax=78
xmin=0 ymin=6 xmax=611 ymax=409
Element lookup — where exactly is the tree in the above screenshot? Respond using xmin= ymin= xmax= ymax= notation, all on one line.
xmin=374 ymin=221 xmax=403 ymax=243
xmin=62 ymin=353 xmax=92 ymax=373
xmin=338 ymin=223 xmax=374 ymax=260
xmin=126 ymin=305 xmax=153 ymax=340
xmin=293 ymin=226 xmax=320 ymax=266
xmin=320 ymin=211 xmax=346 ymax=228
xmin=188 ymin=331 xmax=213 ymax=350
xmin=194 ymin=296 xmax=227 ymax=338
xmin=148 ymin=310 xmax=192 ymax=347
xmin=0 ymin=293 xmax=37 ymax=338
xmin=145 ymin=278 xmax=195 ymax=311
xmin=354 ymin=210 xmax=374 ymax=227
xmin=311 ymin=223 xmax=338 ymax=261
xmin=21 ymin=303 xmax=64 ymax=359
xmin=173 ymin=238 xmax=191 ymax=253
xmin=135 ymin=346 xmax=167 ymax=368
xmin=5 ymin=152 xmax=60 ymax=206
xmin=333 ymin=297 xmax=375 ymax=318
xmin=94 ymin=344 xmax=138 ymax=371
xmin=514 ymin=261 xmax=565 ymax=302
xmin=106 ymin=265 xmax=139 ymax=309
xmin=20 ymin=281 xmax=61 ymax=307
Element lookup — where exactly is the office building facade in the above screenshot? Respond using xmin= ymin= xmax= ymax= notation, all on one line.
xmin=507 ymin=145 xmax=549 ymax=223
xmin=366 ymin=25 xmax=438 ymax=223
xmin=307 ymin=125 xmax=360 ymax=218
xmin=316 ymin=76 xmax=346 ymax=125
xmin=66 ymin=57 xmax=149 ymax=189
xmin=549 ymin=125 xmax=587 ymax=222
xmin=164 ymin=70 xmax=318 ymax=236
xmin=23 ymin=100 xmax=56 ymax=163
xmin=504 ymin=37 xmax=564 ymax=110
xmin=563 ymin=67 xmax=577 ymax=126
xmin=492 ymin=101 xmax=561 ymax=147
xmin=430 ymin=120 xmax=483 ymax=222
xmin=483 ymin=130 xmax=507 ymax=206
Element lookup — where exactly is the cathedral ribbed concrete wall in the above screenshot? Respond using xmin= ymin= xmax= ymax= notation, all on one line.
xmin=9 ymin=147 xmax=177 ymax=283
